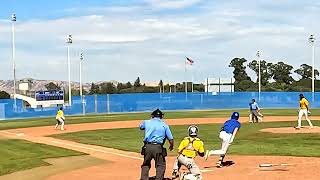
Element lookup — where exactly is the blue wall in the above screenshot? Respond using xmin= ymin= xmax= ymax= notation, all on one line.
xmin=0 ymin=92 xmax=318 ymax=120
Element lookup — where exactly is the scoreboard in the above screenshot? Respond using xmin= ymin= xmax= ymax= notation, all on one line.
xmin=35 ymin=90 xmax=64 ymax=101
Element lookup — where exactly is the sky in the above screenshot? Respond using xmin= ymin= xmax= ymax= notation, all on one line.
xmin=1 ymin=0 xmax=320 ymax=83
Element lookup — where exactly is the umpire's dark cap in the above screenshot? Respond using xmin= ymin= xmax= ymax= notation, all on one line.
xmin=151 ymin=109 xmax=164 ymax=118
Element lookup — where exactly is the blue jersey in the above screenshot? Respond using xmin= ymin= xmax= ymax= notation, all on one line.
xmin=140 ymin=118 xmax=173 ymax=144
xmin=222 ymin=119 xmax=241 ymax=134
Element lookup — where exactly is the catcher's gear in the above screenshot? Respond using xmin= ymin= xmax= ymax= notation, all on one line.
xmin=188 ymin=125 xmax=199 ymax=136
xmin=180 ymin=172 xmax=202 ymax=180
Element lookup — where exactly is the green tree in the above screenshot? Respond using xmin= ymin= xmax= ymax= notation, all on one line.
xmin=71 ymin=88 xmax=80 ymax=96
xmin=193 ymin=84 xmax=205 ymax=92
xmin=248 ymin=60 xmax=273 ymax=85
xmin=270 ymin=62 xmax=294 ymax=84
xmin=89 ymin=83 xmax=100 ymax=94
xmin=0 ymin=91 xmax=10 ymax=99
xmin=159 ymin=80 xmax=163 ymax=87
xmin=294 ymin=64 xmax=319 ymax=79
xmin=100 ymin=82 xmax=116 ymax=94
xmin=45 ymin=82 xmax=60 ymax=90
xmin=175 ymin=83 xmax=184 ymax=92
xmin=126 ymin=82 xmax=132 ymax=88
xmin=235 ymin=80 xmax=257 ymax=91
xmin=134 ymin=77 xmax=141 ymax=88
xmin=229 ymin=58 xmax=251 ymax=82
xmin=116 ymin=83 xmax=126 ymax=93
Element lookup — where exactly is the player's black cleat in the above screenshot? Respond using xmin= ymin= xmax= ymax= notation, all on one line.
xmin=171 ymin=170 xmax=179 ymax=179
xmin=216 ymin=161 xmax=223 ymax=168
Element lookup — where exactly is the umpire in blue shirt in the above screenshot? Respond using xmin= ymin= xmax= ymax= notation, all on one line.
xmin=139 ymin=109 xmax=174 ymax=180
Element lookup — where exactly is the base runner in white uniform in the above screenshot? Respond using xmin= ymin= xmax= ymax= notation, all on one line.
xmin=205 ymin=112 xmax=241 ymax=168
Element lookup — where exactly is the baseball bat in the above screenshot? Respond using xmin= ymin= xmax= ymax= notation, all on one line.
xmin=259 ymin=163 xmax=291 ymax=167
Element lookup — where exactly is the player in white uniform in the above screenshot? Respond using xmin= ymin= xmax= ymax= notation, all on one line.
xmin=205 ymin=112 xmax=241 ymax=168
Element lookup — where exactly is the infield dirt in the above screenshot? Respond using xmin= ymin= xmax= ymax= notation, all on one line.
xmin=0 ymin=116 xmax=320 ymax=180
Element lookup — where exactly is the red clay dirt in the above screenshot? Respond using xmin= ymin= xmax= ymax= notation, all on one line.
xmin=261 ymin=126 xmax=320 ymax=134
xmin=0 ymin=116 xmax=320 ymax=180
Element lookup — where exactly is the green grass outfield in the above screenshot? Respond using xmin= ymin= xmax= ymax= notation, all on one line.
xmin=53 ymin=121 xmax=320 ymax=157
xmin=0 ymin=108 xmax=317 ymax=130
xmin=0 ymin=139 xmax=84 ymax=176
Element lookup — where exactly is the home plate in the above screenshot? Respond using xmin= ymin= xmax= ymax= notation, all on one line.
xmin=16 ymin=133 xmax=25 ymax=136
xmin=200 ymin=169 xmax=213 ymax=173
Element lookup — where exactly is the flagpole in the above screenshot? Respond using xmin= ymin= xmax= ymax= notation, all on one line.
xmin=191 ymin=65 xmax=194 ymax=93
xmin=256 ymin=50 xmax=261 ymax=101
xmin=185 ymin=59 xmax=187 ymax=97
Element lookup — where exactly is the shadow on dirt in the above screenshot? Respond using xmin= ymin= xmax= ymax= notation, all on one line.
xmin=149 ymin=177 xmax=171 ymax=180
xmin=204 ymin=160 xmax=235 ymax=168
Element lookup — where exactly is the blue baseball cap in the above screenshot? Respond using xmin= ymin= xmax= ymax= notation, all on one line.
xmin=231 ymin=112 xmax=240 ymax=120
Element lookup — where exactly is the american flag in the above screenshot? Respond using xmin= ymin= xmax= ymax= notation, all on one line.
xmin=186 ymin=57 xmax=194 ymax=65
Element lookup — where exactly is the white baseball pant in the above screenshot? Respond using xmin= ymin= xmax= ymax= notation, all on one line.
xmin=207 ymin=131 xmax=232 ymax=156
xmin=297 ymin=109 xmax=313 ymax=128
xmin=55 ymin=117 xmax=65 ymax=130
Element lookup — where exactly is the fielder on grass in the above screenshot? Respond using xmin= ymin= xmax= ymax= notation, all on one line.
xmin=205 ymin=112 xmax=241 ymax=168
xmin=295 ymin=94 xmax=313 ymax=129
xmin=55 ymin=107 xmax=65 ymax=131
xmin=171 ymin=125 xmax=204 ymax=180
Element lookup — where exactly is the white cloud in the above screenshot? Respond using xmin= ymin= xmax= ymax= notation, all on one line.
xmin=145 ymin=0 xmax=202 ymax=9
xmin=1 ymin=1 xmax=320 ymax=83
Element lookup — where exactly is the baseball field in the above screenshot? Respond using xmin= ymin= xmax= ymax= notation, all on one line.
xmin=1 ymin=109 xmax=320 ymax=180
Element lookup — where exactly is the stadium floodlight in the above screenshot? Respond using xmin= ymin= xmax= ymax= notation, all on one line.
xmin=66 ymin=34 xmax=73 ymax=106
xmin=79 ymin=51 xmax=85 ymax=115
xmin=256 ymin=50 xmax=261 ymax=101
xmin=79 ymin=51 xmax=84 ymax=97
xmin=309 ymin=35 xmax=316 ymax=101
xmin=11 ymin=13 xmax=17 ymax=110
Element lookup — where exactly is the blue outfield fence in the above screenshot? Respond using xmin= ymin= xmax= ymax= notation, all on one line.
xmin=0 ymin=92 xmax=319 ymax=120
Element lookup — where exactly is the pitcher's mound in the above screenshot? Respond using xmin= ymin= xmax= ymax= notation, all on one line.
xmin=260 ymin=126 xmax=320 ymax=134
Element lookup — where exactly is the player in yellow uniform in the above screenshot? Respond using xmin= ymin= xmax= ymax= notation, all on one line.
xmin=171 ymin=125 xmax=204 ymax=180
xmin=295 ymin=94 xmax=313 ymax=129
xmin=55 ymin=107 xmax=65 ymax=131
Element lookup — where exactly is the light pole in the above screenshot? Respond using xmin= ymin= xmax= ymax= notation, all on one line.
xmin=256 ymin=50 xmax=261 ymax=101
xmin=309 ymin=35 xmax=316 ymax=101
xmin=11 ymin=13 xmax=17 ymax=110
xmin=79 ymin=51 xmax=83 ymax=98
xmin=79 ymin=51 xmax=85 ymax=114
xmin=66 ymin=34 xmax=73 ymax=106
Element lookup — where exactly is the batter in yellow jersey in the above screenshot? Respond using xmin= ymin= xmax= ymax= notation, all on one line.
xmin=296 ymin=94 xmax=313 ymax=129
xmin=172 ymin=126 xmax=204 ymax=180
xmin=55 ymin=107 xmax=65 ymax=130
